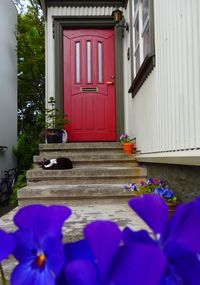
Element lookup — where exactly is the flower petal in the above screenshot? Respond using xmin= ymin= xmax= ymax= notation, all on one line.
xmin=84 ymin=220 xmax=121 ymax=283
xmin=14 ymin=204 xmax=71 ymax=240
xmin=11 ymin=262 xmax=55 ymax=285
xmin=65 ymin=260 xmax=99 ymax=285
xmin=64 ymin=239 xmax=94 ymax=263
xmin=43 ymin=236 xmax=65 ymax=276
xmin=165 ymin=200 xmax=200 ymax=252
xmin=164 ymin=242 xmax=200 ymax=285
xmin=13 ymin=229 xmax=37 ymax=262
xmin=111 ymin=242 xmax=167 ymax=285
xmin=123 ymin=227 xmax=156 ymax=246
xmin=0 ymin=229 xmax=15 ymax=262
xmin=129 ymin=194 xmax=169 ymax=236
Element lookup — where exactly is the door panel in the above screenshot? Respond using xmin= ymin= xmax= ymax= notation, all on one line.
xmin=63 ymin=29 xmax=116 ymax=141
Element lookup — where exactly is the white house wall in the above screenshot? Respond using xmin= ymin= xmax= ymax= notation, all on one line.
xmin=46 ymin=6 xmax=123 ymax=106
xmin=122 ymin=3 xmax=135 ymax=140
xmin=130 ymin=0 xmax=200 ymax=156
xmin=0 ymin=0 xmax=17 ymax=177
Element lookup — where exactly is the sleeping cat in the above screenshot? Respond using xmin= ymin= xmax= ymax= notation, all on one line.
xmin=41 ymin=157 xmax=73 ymax=170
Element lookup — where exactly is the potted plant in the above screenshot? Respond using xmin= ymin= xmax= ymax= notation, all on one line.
xmin=123 ymin=177 xmax=179 ymax=217
xmin=120 ymin=133 xmax=136 ymax=154
xmin=36 ymin=97 xmax=70 ymax=143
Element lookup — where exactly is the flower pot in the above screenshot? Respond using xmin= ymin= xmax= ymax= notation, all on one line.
xmin=47 ymin=134 xmax=60 ymax=143
xmin=168 ymin=202 xmax=179 ymax=218
xmin=122 ymin=143 xmax=134 ymax=154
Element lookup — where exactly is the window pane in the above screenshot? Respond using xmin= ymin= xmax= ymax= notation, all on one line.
xmin=98 ymin=42 xmax=103 ymax=83
xmin=134 ymin=0 xmax=139 ymax=11
xmin=134 ymin=15 xmax=139 ymax=46
xmin=142 ymin=0 xmax=149 ymax=25
xmin=87 ymin=41 xmax=92 ymax=83
xmin=143 ymin=23 xmax=150 ymax=58
xmin=135 ymin=46 xmax=140 ymax=73
xmin=75 ymin=42 xmax=80 ymax=83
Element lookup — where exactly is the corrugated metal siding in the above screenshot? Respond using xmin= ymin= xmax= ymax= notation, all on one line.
xmin=48 ymin=6 xmax=115 ymax=16
xmin=132 ymin=0 xmax=200 ymax=154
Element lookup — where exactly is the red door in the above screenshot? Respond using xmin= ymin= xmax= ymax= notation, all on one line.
xmin=63 ymin=29 xmax=116 ymax=141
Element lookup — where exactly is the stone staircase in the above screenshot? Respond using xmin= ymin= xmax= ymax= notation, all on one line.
xmin=18 ymin=142 xmax=147 ymax=207
xmin=0 ymin=142 xmax=149 ymax=277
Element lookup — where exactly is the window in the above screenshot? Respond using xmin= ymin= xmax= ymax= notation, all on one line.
xmin=129 ymin=0 xmax=155 ymax=96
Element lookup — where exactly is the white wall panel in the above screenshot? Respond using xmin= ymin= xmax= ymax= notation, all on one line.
xmin=0 ymin=0 xmax=17 ymax=176
xmin=131 ymin=0 xmax=200 ymax=154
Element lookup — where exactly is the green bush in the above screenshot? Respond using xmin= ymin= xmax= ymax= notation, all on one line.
xmin=10 ymin=171 xmax=27 ymax=206
xmin=13 ymin=131 xmax=39 ymax=172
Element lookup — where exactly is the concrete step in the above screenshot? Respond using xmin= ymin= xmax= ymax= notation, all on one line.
xmin=17 ymin=184 xmax=137 ymax=206
xmin=0 ymin=204 xmax=150 ymax=279
xmin=26 ymin=167 xmax=147 ymax=185
xmin=33 ymin=153 xmax=137 ymax=168
xmin=39 ymin=142 xmax=126 ymax=155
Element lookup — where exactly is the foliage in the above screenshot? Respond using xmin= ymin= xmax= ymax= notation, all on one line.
xmin=123 ymin=177 xmax=178 ymax=203
xmin=10 ymin=171 xmax=27 ymax=207
xmin=12 ymin=131 xmax=39 ymax=172
xmin=16 ymin=0 xmax=45 ymax=134
xmin=120 ymin=133 xmax=136 ymax=143
xmin=1 ymin=196 xmax=200 ymax=284
xmin=36 ymin=97 xmax=70 ymax=130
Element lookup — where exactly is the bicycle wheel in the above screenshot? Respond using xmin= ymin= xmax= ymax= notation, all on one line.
xmin=0 ymin=181 xmax=10 ymax=204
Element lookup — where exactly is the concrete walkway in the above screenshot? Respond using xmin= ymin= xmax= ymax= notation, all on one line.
xmin=0 ymin=201 xmax=150 ymax=279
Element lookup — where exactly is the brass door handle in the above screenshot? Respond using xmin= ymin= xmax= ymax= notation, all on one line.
xmin=106 ymin=81 xmax=114 ymax=85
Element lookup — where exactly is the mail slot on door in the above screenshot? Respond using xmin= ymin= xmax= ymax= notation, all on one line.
xmin=80 ymin=87 xmax=98 ymax=92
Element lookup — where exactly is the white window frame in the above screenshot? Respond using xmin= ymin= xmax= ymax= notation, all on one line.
xmin=132 ymin=0 xmax=154 ymax=78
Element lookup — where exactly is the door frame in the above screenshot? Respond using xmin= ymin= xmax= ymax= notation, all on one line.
xmin=53 ymin=16 xmax=124 ymax=141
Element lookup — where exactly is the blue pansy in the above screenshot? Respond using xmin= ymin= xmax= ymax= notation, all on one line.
xmin=60 ymin=220 xmax=166 ymax=285
xmin=11 ymin=204 xmax=71 ymax=285
xmin=126 ymin=194 xmax=200 ymax=285
xmin=0 ymin=229 xmax=15 ymax=262
xmin=162 ymin=188 xmax=174 ymax=199
xmin=154 ymin=187 xmax=164 ymax=196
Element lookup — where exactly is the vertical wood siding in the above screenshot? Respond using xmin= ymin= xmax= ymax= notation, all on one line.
xmin=132 ymin=0 xmax=200 ymax=153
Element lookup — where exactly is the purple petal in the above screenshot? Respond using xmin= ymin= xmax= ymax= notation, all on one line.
xmin=129 ymin=194 xmax=169 ymax=236
xmin=14 ymin=204 xmax=71 ymax=240
xmin=165 ymin=201 xmax=200 ymax=252
xmin=11 ymin=262 xmax=55 ymax=285
xmin=13 ymin=230 xmax=64 ymax=277
xmin=65 ymin=260 xmax=98 ymax=285
xmin=84 ymin=220 xmax=121 ymax=282
xmin=13 ymin=229 xmax=37 ymax=262
xmin=123 ymin=227 xmax=156 ymax=246
xmin=0 ymin=230 xmax=15 ymax=262
xmin=164 ymin=242 xmax=200 ymax=285
xmin=111 ymin=243 xmax=167 ymax=285
xmin=64 ymin=239 xmax=93 ymax=263
xmin=43 ymin=236 xmax=65 ymax=276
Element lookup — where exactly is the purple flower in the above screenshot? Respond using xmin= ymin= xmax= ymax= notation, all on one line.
xmin=147 ymin=177 xmax=154 ymax=185
xmin=0 ymin=229 xmax=15 ymax=262
xmin=60 ymin=220 xmax=166 ymax=285
xmin=11 ymin=204 xmax=71 ymax=285
xmin=130 ymin=183 xmax=138 ymax=191
xmin=125 ymin=194 xmax=200 ymax=284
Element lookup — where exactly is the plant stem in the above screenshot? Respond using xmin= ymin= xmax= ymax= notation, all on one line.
xmin=0 ymin=263 xmax=7 ymax=285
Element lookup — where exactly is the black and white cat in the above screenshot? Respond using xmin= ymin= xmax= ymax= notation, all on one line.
xmin=41 ymin=157 xmax=73 ymax=170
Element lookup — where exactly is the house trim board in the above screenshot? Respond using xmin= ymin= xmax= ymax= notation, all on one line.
xmin=136 ymin=150 xmax=200 ymax=166
xmin=53 ymin=16 xmax=124 ymax=141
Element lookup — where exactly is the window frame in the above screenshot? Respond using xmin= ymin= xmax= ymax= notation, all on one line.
xmin=129 ymin=0 xmax=155 ymax=97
